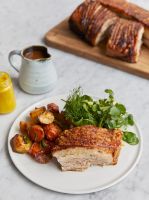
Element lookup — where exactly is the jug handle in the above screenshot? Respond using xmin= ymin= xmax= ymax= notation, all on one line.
xmin=8 ymin=50 xmax=21 ymax=73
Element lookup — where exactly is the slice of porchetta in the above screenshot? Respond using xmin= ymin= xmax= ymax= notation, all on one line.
xmin=52 ymin=125 xmax=122 ymax=171
xmin=106 ymin=18 xmax=144 ymax=63
xmin=69 ymin=0 xmax=118 ymax=46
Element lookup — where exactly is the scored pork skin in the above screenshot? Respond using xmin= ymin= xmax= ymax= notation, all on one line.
xmin=69 ymin=0 xmax=118 ymax=46
xmin=99 ymin=0 xmax=149 ymax=47
xmin=52 ymin=125 xmax=122 ymax=171
xmin=106 ymin=19 xmax=144 ymax=63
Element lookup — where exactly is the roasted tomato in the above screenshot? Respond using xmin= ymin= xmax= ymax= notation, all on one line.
xmin=28 ymin=125 xmax=44 ymax=142
xmin=30 ymin=106 xmax=46 ymax=122
xmin=47 ymin=103 xmax=59 ymax=113
xmin=38 ymin=111 xmax=54 ymax=125
xmin=29 ymin=142 xmax=43 ymax=156
xmin=43 ymin=123 xmax=62 ymax=141
xmin=41 ymin=139 xmax=54 ymax=154
xmin=11 ymin=134 xmax=32 ymax=153
xmin=29 ymin=142 xmax=50 ymax=164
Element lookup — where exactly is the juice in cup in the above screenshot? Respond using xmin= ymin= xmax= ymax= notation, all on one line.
xmin=0 ymin=72 xmax=16 ymax=113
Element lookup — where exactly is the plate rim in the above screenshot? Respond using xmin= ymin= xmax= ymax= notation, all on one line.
xmin=8 ymin=95 xmax=143 ymax=194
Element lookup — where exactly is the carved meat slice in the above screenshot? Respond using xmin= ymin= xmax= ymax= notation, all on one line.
xmin=106 ymin=19 xmax=144 ymax=63
xmin=69 ymin=0 xmax=118 ymax=46
xmin=99 ymin=0 xmax=149 ymax=48
xmin=52 ymin=125 xmax=122 ymax=171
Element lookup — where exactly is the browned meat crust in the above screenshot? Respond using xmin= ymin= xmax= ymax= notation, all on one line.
xmin=52 ymin=126 xmax=122 ymax=169
xmin=99 ymin=0 xmax=149 ymax=27
xmin=69 ymin=0 xmax=118 ymax=45
xmin=107 ymin=19 xmax=144 ymax=63
xmin=86 ymin=5 xmax=118 ymax=45
xmin=52 ymin=125 xmax=122 ymax=152
xmin=99 ymin=0 xmax=149 ymax=46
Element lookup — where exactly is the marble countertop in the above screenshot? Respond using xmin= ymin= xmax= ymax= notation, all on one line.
xmin=0 ymin=0 xmax=149 ymax=199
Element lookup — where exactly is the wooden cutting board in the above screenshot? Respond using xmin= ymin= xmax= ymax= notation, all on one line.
xmin=45 ymin=18 xmax=149 ymax=79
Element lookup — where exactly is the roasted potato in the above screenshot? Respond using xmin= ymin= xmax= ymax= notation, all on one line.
xmin=47 ymin=103 xmax=59 ymax=113
xmin=11 ymin=134 xmax=32 ymax=153
xmin=20 ymin=121 xmax=34 ymax=133
xmin=29 ymin=142 xmax=50 ymax=164
xmin=28 ymin=125 xmax=44 ymax=142
xmin=38 ymin=111 xmax=54 ymax=124
xmin=30 ymin=106 xmax=46 ymax=122
xmin=43 ymin=123 xmax=62 ymax=141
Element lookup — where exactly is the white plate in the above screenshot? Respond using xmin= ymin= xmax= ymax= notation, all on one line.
xmin=8 ymin=95 xmax=143 ymax=194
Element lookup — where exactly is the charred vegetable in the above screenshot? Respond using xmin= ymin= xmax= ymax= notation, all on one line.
xmin=30 ymin=106 xmax=46 ymax=122
xmin=29 ymin=142 xmax=51 ymax=164
xmin=28 ymin=125 xmax=44 ymax=142
xmin=11 ymin=134 xmax=32 ymax=153
xmin=20 ymin=121 xmax=35 ymax=133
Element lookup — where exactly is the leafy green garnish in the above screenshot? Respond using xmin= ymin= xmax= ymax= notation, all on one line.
xmin=123 ymin=131 xmax=139 ymax=145
xmin=62 ymin=87 xmax=97 ymax=126
xmin=63 ymin=87 xmax=139 ymax=145
xmin=41 ymin=139 xmax=48 ymax=148
xmin=23 ymin=134 xmax=31 ymax=144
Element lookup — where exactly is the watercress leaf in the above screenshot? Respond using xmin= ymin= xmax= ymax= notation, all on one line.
xmin=110 ymin=106 xmax=121 ymax=116
xmin=129 ymin=137 xmax=139 ymax=145
xmin=115 ymin=103 xmax=126 ymax=114
xmin=106 ymin=119 xmax=116 ymax=129
xmin=105 ymin=89 xmax=114 ymax=95
xmin=81 ymin=95 xmax=93 ymax=102
xmin=74 ymin=118 xmax=96 ymax=126
xmin=123 ymin=131 xmax=139 ymax=145
xmin=82 ymin=100 xmax=93 ymax=106
xmin=82 ymin=103 xmax=89 ymax=112
xmin=127 ymin=114 xmax=134 ymax=126
xmin=100 ymin=106 xmax=110 ymax=112
xmin=92 ymin=104 xmax=98 ymax=112
xmin=97 ymin=110 xmax=102 ymax=115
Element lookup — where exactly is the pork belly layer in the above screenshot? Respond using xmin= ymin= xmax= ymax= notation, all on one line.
xmin=107 ymin=19 xmax=144 ymax=63
xmin=99 ymin=0 xmax=149 ymax=47
xmin=69 ymin=0 xmax=118 ymax=46
xmin=52 ymin=125 xmax=122 ymax=171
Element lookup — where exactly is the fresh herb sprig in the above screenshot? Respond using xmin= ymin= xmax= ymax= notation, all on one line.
xmin=63 ymin=87 xmax=139 ymax=145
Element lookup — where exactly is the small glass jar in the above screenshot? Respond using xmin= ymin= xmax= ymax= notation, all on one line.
xmin=0 ymin=72 xmax=16 ymax=114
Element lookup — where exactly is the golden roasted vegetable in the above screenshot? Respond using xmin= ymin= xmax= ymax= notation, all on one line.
xmin=20 ymin=121 xmax=34 ymax=133
xmin=10 ymin=134 xmax=32 ymax=153
xmin=28 ymin=125 xmax=44 ymax=142
xmin=38 ymin=111 xmax=54 ymax=124
xmin=43 ymin=123 xmax=62 ymax=141
xmin=30 ymin=106 xmax=46 ymax=122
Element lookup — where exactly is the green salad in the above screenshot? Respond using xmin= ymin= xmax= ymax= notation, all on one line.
xmin=63 ymin=87 xmax=139 ymax=145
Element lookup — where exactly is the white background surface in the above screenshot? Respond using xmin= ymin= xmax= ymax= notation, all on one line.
xmin=0 ymin=0 xmax=149 ymax=199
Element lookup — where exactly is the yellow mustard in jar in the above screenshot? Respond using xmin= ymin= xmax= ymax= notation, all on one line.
xmin=0 ymin=72 xmax=16 ymax=113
